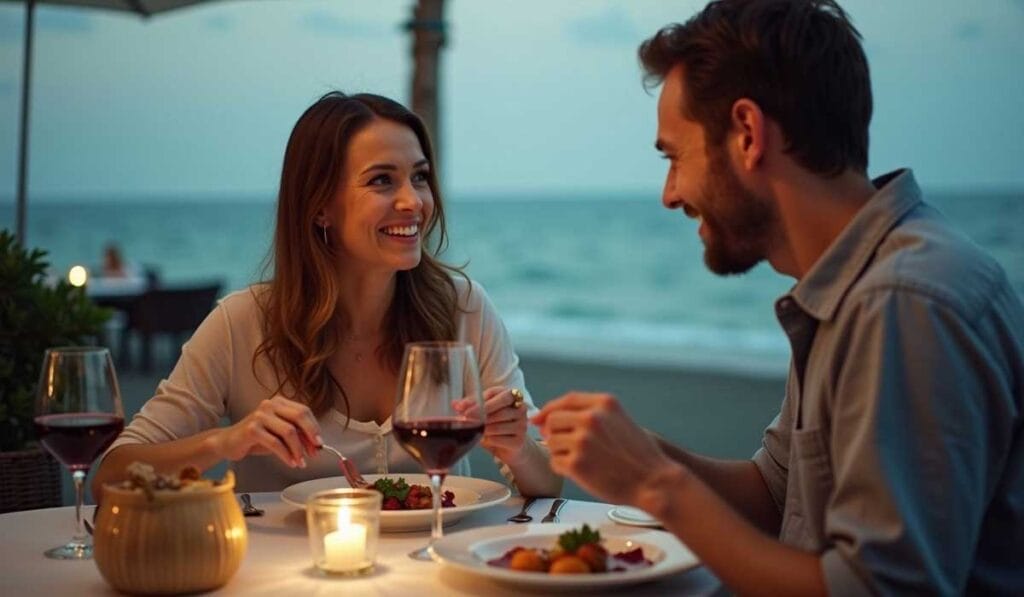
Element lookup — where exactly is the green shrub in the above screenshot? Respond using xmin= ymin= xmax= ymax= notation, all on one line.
xmin=0 ymin=230 xmax=110 ymax=451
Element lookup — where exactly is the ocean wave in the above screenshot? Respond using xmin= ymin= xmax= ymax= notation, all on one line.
xmin=502 ymin=312 xmax=791 ymax=378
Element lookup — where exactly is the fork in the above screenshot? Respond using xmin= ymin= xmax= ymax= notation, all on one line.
xmin=541 ymin=498 xmax=567 ymax=523
xmin=319 ymin=443 xmax=370 ymax=489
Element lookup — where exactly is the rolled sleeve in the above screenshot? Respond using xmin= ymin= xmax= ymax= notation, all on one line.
xmin=752 ymin=379 xmax=795 ymax=515
xmin=105 ymin=302 xmax=233 ymax=454
xmin=822 ymin=288 xmax=1006 ymax=594
xmin=460 ymin=278 xmax=538 ymax=420
xmin=753 ymin=413 xmax=789 ymax=515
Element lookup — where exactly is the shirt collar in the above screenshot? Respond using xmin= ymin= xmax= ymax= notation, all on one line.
xmin=785 ymin=168 xmax=923 ymax=322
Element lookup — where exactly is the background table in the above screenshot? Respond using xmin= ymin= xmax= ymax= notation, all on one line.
xmin=0 ymin=494 xmax=722 ymax=595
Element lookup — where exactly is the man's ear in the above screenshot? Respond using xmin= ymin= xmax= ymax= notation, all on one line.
xmin=731 ymin=98 xmax=766 ymax=171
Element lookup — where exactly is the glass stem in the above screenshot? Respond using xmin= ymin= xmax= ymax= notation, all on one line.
xmin=429 ymin=473 xmax=445 ymax=548
xmin=72 ymin=469 xmax=87 ymax=545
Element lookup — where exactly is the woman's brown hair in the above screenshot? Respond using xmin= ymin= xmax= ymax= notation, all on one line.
xmin=254 ymin=92 xmax=462 ymax=419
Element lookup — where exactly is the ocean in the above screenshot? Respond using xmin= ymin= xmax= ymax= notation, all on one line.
xmin=4 ymin=190 xmax=1022 ymax=377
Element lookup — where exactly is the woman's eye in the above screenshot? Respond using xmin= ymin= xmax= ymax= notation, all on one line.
xmin=411 ymin=170 xmax=429 ymax=184
xmin=368 ymin=174 xmax=391 ymax=186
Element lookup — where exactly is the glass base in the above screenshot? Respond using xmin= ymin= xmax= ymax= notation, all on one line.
xmin=45 ymin=541 xmax=92 ymax=560
xmin=407 ymin=545 xmax=438 ymax=562
xmin=317 ymin=563 xmax=375 ymax=576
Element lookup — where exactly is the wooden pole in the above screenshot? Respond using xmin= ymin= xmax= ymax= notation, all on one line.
xmin=406 ymin=0 xmax=446 ymax=165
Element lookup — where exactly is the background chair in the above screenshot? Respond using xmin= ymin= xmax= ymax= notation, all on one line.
xmin=128 ymin=281 xmax=222 ymax=372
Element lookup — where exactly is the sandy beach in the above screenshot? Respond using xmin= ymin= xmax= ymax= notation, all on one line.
xmin=102 ymin=350 xmax=786 ymax=504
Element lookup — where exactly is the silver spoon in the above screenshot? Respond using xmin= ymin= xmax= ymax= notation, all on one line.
xmin=506 ymin=496 xmax=538 ymax=523
xmin=319 ymin=444 xmax=370 ymax=489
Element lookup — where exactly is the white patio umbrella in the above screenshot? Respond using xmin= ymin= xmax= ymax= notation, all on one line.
xmin=6 ymin=0 xmax=220 ymax=242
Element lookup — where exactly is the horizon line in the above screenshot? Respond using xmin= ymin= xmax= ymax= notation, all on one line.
xmin=1 ymin=184 xmax=1023 ymax=205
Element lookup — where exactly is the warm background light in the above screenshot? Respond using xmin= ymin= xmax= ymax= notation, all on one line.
xmin=68 ymin=265 xmax=88 ymax=287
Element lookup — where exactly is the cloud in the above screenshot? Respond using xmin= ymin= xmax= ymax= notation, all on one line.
xmin=564 ymin=6 xmax=642 ymax=46
xmin=37 ymin=10 xmax=93 ymax=33
xmin=954 ymin=20 xmax=984 ymax=41
xmin=205 ymin=14 xmax=235 ymax=32
xmin=299 ymin=10 xmax=388 ymax=38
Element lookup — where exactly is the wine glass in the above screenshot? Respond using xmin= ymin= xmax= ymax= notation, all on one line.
xmin=393 ymin=342 xmax=484 ymax=561
xmin=34 ymin=347 xmax=125 ymax=560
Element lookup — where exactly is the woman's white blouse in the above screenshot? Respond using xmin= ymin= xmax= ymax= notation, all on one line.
xmin=104 ymin=277 xmax=536 ymax=492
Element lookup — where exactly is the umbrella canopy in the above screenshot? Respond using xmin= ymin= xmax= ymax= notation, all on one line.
xmin=19 ymin=1 xmax=208 ymax=14
xmin=7 ymin=0 xmax=219 ymax=242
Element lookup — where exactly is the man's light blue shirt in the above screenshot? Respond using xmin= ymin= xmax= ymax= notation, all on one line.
xmin=753 ymin=169 xmax=1024 ymax=595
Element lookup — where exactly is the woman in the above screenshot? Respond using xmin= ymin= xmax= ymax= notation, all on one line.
xmin=93 ymin=92 xmax=561 ymax=498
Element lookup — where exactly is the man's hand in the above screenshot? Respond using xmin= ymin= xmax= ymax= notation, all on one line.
xmin=531 ymin=392 xmax=680 ymax=505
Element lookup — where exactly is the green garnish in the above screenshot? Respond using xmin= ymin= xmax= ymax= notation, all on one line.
xmin=557 ymin=524 xmax=601 ymax=553
xmin=372 ymin=477 xmax=411 ymax=501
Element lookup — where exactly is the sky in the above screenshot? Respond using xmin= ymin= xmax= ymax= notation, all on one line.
xmin=0 ymin=0 xmax=1022 ymax=203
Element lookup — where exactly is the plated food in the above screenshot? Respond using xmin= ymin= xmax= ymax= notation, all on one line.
xmin=487 ymin=524 xmax=652 ymax=574
xmin=371 ymin=477 xmax=456 ymax=510
xmin=432 ymin=522 xmax=700 ymax=590
xmin=281 ymin=474 xmax=511 ymax=532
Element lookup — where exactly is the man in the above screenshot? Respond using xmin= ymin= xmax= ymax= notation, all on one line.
xmin=532 ymin=1 xmax=1024 ymax=594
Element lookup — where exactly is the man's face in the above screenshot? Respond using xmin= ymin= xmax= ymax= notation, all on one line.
xmin=656 ymin=66 xmax=778 ymax=275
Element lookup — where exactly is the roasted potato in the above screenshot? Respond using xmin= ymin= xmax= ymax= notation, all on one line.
xmin=509 ymin=549 xmax=548 ymax=572
xmin=549 ymin=554 xmax=590 ymax=574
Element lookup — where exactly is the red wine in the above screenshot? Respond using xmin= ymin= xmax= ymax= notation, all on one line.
xmin=393 ymin=418 xmax=484 ymax=474
xmin=34 ymin=413 xmax=124 ymax=471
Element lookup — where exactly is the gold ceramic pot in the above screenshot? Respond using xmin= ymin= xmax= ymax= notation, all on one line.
xmin=93 ymin=471 xmax=247 ymax=595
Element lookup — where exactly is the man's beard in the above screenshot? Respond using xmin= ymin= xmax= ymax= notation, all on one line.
xmin=699 ymin=147 xmax=778 ymax=276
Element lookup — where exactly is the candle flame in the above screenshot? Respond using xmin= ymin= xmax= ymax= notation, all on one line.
xmin=336 ymin=506 xmax=352 ymax=529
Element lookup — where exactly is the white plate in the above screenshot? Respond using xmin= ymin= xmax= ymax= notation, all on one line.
xmin=607 ymin=505 xmax=662 ymax=528
xmin=432 ymin=522 xmax=700 ymax=591
xmin=280 ymin=474 xmax=511 ymax=532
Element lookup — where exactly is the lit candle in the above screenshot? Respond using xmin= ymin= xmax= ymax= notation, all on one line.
xmin=323 ymin=507 xmax=367 ymax=572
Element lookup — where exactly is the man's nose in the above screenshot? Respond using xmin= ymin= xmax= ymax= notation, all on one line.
xmin=661 ymin=175 xmax=680 ymax=209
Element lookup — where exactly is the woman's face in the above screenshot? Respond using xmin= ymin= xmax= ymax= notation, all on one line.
xmin=326 ymin=118 xmax=434 ymax=275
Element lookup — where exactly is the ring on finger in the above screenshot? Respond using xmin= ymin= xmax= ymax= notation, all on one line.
xmin=510 ymin=388 xmax=525 ymax=409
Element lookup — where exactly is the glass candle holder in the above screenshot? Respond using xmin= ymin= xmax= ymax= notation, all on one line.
xmin=306 ymin=489 xmax=382 ymax=575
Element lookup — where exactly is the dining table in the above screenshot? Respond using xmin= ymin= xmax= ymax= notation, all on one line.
xmin=0 ymin=493 xmax=723 ymax=595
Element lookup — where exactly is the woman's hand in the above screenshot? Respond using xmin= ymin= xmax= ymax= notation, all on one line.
xmin=216 ymin=395 xmax=322 ymax=468
xmin=454 ymin=386 xmax=530 ymax=465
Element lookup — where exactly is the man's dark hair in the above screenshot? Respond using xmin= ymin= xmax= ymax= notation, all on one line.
xmin=639 ymin=0 xmax=871 ymax=176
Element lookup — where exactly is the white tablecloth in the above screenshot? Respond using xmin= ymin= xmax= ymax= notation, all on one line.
xmin=0 ymin=494 xmax=722 ymax=595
